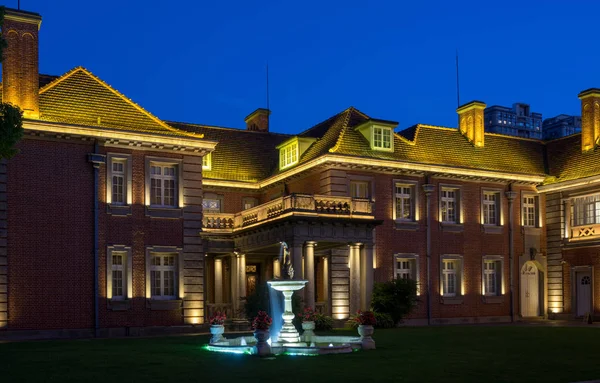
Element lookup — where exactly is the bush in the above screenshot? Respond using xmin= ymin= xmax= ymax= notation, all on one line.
xmin=314 ymin=313 xmax=333 ymax=331
xmin=373 ymin=312 xmax=394 ymax=329
xmin=371 ymin=278 xmax=418 ymax=324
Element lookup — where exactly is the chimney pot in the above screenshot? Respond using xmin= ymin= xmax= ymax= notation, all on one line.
xmin=244 ymin=108 xmax=270 ymax=132
xmin=578 ymin=88 xmax=600 ymax=153
xmin=457 ymin=100 xmax=486 ymax=147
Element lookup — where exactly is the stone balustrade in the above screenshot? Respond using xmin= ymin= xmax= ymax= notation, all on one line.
xmin=203 ymin=194 xmax=373 ymax=232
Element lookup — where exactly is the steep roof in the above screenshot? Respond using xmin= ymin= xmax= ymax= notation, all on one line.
xmin=38 ymin=67 xmax=202 ymax=139
xmin=545 ymin=133 xmax=600 ymax=184
xmin=168 ymin=121 xmax=290 ymax=182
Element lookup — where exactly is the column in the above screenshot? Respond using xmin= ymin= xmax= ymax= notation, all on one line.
xmin=349 ymin=243 xmax=362 ymax=314
xmin=214 ymin=258 xmax=223 ymax=304
xmin=238 ymin=253 xmax=247 ymax=298
xmin=322 ymin=256 xmax=329 ymax=303
xmin=360 ymin=244 xmax=374 ymax=310
xmin=291 ymin=243 xmax=303 ymax=280
xmin=304 ymin=241 xmax=317 ymax=309
xmin=273 ymin=258 xmax=281 ymax=279
xmin=230 ymin=253 xmax=239 ymax=315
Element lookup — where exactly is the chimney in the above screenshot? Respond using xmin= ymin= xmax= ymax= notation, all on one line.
xmin=457 ymin=100 xmax=486 ymax=148
xmin=245 ymin=108 xmax=270 ymax=132
xmin=2 ymin=8 xmax=42 ymax=119
xmin=578 ymin=88 xmax=600 ymax=153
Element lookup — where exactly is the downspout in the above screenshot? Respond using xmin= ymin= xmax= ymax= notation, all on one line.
xmin=505 ymin=186 xmax=518 ymax=323
xmin=423 ymin=179 xmax=435 ymax=326
xmin=88 ymin=142 xmax=105 ymax=337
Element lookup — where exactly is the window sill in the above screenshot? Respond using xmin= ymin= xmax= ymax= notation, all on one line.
xmin=440 ymin=223 xmax=463 ymax=232
xmin=523 ymin=227 xmax=541 ymax=235
xmin=145 ymin=206 xmax=182 ymax=219
xmin=107 ymin=204 xmax=132 ymax=216
xmin=108 ymin=299 xmax=131 ymax=311
xmin=395 ymin=221 xmax=418 ymax=231
xmin=146 ymin=299 xmax=182 ymax=311
xmin=482 ymin=295 xmax=504 ymax=304
xmin=482 ymin=225 xmax=503 ymax=234
xmin=441 ymin=296 xmax=464 ymax=305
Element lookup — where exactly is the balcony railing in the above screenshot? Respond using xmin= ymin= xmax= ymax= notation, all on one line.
xmin=203 ymin=194 xmax=373 ymax=232
xmin=570 ymin=223 xmax=600 ymax=241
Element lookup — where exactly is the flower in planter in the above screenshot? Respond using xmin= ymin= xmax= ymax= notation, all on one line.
xmin=209 ymin=311 xmax=227 ymax=326
xmin=299 ymin=307 xmax=317 ymax=322
xmin=252 ymin=310 xmax=272 ymax=330
xmin=354 ymin=310 xmax=377 ymax=326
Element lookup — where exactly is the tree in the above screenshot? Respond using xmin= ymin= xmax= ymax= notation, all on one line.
xmin=0 ymin=6 xmax=24 ymax=160
xmin=371 ymin=278 xmax=419 ymax=324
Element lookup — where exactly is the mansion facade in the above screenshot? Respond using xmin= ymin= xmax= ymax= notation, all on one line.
xmin=0 ymin=8 xmax=599 ymax=338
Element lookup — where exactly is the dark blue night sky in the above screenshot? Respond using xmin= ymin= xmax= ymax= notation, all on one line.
xmin=12 ymin=0 xmax=597 ymax=134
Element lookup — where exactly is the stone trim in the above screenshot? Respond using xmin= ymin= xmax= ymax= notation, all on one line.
xmin=0 ymin=159 xmax=6 ymax=329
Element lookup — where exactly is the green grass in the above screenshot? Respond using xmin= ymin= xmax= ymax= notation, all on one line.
xmin=1 ymin=326 xmax=599 ymax=383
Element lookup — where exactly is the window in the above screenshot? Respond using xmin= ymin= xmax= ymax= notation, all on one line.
xmin=202 ymin=153 xmax=212 ymax=171
xmin=373 ymin=126 xmax=392 ymax=150
xmin=522 ymin=195 xmax=539 ymax=227
xmin=396 ymin=259 xmax=412 ymax=279
xmin=441 ymin=255 xmax=463 ymax=299
xmin=106 ymin=246 xmax=132 ymax=307
xmin=482 ymin=191 xmax=500 ymax=225
xmin=572 ymin=194 xmax=600 ymax=226
xmin=350 ymin=181 xmax=370 ymax=199
xmin=441 ymin=187 xmax=459 ymax=224
xmin=394 ymin=254 xmax=419 ymax=294
xmin=203 ymin=193 xmax=223 ymax=213
xmin=150 ymin=164 xmax=177 ymax=207
xmin=242 ymin=197 xmax=258 ymax=210
xmin=280 ymin=141 xmax=298 ymax=169
xmin=150 ymin=253 xmax=178 ymax=300
xmin=482 ymin=256 xmax=503 ymax=297
xmin=394 ymin=183 xmax=415 ymax=221
xmin=106 ymin=154 xmax=132 ymax=213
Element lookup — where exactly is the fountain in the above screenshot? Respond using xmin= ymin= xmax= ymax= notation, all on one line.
xmin=204 ymin=242 xmax=365 ymax=356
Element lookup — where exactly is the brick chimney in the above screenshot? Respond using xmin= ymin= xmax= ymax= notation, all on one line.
xmin=2 ymin=8 xmax=42 ymax=119
xmin=457 ymin=100 xmax=486 ymax=148
xmin=578 ymin=88 xmax=600 ymax=153
xmin=245 ymin=108 xmax=270 ymax=132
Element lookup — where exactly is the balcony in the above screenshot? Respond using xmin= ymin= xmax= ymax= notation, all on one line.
xmin=202 ymin=194 xmax=374 ymax=233
xmin=570 ymin=223 xmax=600 ymax=242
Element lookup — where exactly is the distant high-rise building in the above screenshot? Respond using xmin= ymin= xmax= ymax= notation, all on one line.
xmin=484 ymin=103 xmax=543 ymax=139
xmin=542 ymin=114 xmax=581 ymax=140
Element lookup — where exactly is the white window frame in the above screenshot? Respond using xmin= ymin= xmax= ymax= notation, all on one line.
xmin=571 ymin=194 xmax=600 ymax=227
xmin=203 ymin=192 xmax=223 ymax=213
xmin=394 ymin=254 xmax=420 ymax=295
xmin=522 ymin=194 xmax=539 ymax=228
xmin=440 ymin=186 xmax=461 ymax=224
xmin=482 ymin=255 xmax=503 ymax=297
xmin=145 ymin=157 xmax=183 ymax=209
xmin=350 ymin=180 xmax=370 ymax=199
xmin=440 ymin=255 xmax=463 ymax=298
xmin=279 ymin=141 xmax=299 ymax=170
xmin=202 ymin=153 xmax=212 ymax=171
xmin=482 ymin=190 xmax=501 ymax=226
xmin=145 ymin=246 xmax=184 ymax=301
xmin=107 ymin=245 xmax=132 ymax=301
xmin=242 ymin=197 xmax=258 ymax=210
xmin=372 ymin=126 xmax=393 ymax=151
xmin=106 ymin=153 xmax=132 ymax=207
xmin=393 ymin=181 xmax=417 ymax=222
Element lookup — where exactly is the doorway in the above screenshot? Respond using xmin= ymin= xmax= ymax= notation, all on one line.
xmin=246 ymin=264 xmax=260 ymax=297
xmin=575 ymin=270 xmax=592 ymax=317
xmin=521 ymin=262 xmax=540 ymax=317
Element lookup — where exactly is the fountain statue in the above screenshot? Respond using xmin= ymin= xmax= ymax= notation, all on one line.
xmin=279 ymin=241 xmax=294 ymax=279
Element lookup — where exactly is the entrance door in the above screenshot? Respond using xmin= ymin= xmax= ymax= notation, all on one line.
xmin=246 ymin=264 xmax=260 ymax=297
xmin=521 ymin=262 xmax=539 ymax=317
xmin=576 ymin=271 xmax=592 ymax=317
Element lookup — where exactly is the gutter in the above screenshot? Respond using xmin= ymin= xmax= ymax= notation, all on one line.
xmin=423 ymin=179 xmax=435 ymax=326
xmin=505 ymin=186 xmax=518 ymax=323
xmin=88 ymin=141 xmax=105 ymax=337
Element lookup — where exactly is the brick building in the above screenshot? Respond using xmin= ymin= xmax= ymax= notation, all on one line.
xmin=0 ymin=8 xmax=598 ymax=338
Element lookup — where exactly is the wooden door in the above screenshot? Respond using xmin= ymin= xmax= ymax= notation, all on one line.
xmin=576 ymin=272 xmax=592 ymax=317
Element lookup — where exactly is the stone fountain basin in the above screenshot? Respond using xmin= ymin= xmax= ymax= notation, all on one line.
xmin=267 ymin=280 xmax=308 ymax=292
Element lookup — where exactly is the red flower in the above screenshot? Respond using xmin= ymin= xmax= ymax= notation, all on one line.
xmin=209 ymin=311 xmax=227 ymax=326
xmin=252 ymin=310 xmax=273 ymax=330
xmin=299 ymin=307 xmax=317 ymax=322
xmin=354 ymin=310 xmax=377 ymax=326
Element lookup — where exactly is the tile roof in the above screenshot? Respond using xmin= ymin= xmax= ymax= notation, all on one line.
xmin=168 ymin=121 xmax=291 ymax=182
xmin=545 ymin=133 xmax=600 ymax=184
xmin=38 ymin=67 xmax=203 ymax=139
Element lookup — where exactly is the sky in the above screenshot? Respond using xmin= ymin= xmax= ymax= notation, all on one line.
xmin=11 ymin=0 xmax=600 ymax=134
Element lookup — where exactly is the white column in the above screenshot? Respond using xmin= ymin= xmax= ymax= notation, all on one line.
xmin=304 ymin=241 xmax=317 ymax=309
xmin=214 ymin=258 xmax=223 ymax=304
xmin=230 ymin=253 xmax=239 ymax=314
xmin=360 ymin=244 xmax=374 ymax=310
xmin=291 ymin=244 xmax=303 ymax=280
xmin=238 ymin=253 xmax=247 ymax=298
xmin=322 ymin=256 xmax=329 ymax=303
xmin=349 ymin=243 xmax=362 ymax=314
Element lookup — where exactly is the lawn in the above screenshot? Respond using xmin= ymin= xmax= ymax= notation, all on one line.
xmin=1 ymin=326 xmax=599 ymax=383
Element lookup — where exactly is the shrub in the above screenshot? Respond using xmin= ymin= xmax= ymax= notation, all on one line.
xmin=252 ymin=311 xmax=272 ymax=330
xmin=354 ymin=310 xmax=377 ymax=326
xmin=242 ymin=282 xmax=270 ymax=321
xmin=314 ymin=313 xmax=333 ymax=331
xmin=371 ymin=278 xmax=418 ymax=324
xmin=373 ymin=312 xmax=394 ymax=329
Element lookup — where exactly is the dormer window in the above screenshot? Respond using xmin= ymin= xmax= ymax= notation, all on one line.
xmin=280 ymin=141 xmax=298 ymax=169
xmin=355 ymin=119 xmax=397 ymax=152
xmin=202 ymin=153 xmax=212 ymax=171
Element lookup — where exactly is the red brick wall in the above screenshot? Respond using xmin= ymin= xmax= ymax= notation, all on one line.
xmin=7 ymin=138 xmax=94 ymax=330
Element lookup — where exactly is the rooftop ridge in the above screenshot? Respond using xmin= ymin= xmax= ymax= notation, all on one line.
xmin=328 ymin=109 xmax=354 ymax=153
xmin=167 ymin=120 xmax=292 ymax=137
